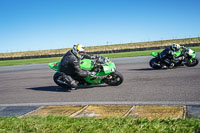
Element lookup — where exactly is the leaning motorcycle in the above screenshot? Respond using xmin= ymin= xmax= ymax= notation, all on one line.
xmin=49 ymin=56 xmax=123 ymax=88
xmin=149 ymin=47 xmax=199 ymax=69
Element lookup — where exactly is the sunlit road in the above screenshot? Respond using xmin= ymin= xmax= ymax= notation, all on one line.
xmin=0 ymin=56 xmax=200 ymax=106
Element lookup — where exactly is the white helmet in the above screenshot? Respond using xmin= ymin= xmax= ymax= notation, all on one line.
xmin=171 ymin=43 xmax=180 ymax=52
xmin=72 ymin=44 xmax=85 ymax=59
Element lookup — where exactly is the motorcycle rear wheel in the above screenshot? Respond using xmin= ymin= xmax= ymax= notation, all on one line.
xmin=53 ymin=72 xmax=70 ymax=88
xmin=149 ymin=58 xmax=162 ymax=69
xmin=104 ymin=71 xmax=123 ymax=86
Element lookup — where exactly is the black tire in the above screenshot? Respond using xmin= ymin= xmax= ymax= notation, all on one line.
xmin=149 ymin=58 xmax=162 ymax=69
xmin=185 ymin=58 xmax=199 ymax=67
xmin=53 ymin=72 xmax=70 ymax=88
xmin=104 ymin=71 xmax=124 ymax=86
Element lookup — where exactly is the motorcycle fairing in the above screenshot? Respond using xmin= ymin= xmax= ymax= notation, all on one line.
xmin=173 ymin=50 xmax=181 ymax=57
xmin=150 ymin=52 xmax=158 ymax=57
xmin=48 ymin=62 xmax=60 ymax=72
xmin=48 ymin=57 xmax=117 ymax=85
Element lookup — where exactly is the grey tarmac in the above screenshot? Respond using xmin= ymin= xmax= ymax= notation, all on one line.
xmin=0 ymin=55 xmax=200 ymax=117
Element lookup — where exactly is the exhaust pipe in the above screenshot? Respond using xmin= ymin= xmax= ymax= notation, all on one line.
xmin=57 ymin=79 xmax=68 ymax=85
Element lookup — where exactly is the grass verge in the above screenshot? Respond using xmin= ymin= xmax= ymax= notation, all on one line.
xmin=0 ymin=57 xmax=62 ymax=67
xmin=0 ymin=116 xmax=200 ymax=133
xmin=1 ymin=37 xmax=200 ymax=58
xmin=0 ymin=46 xmax=200 ymax=67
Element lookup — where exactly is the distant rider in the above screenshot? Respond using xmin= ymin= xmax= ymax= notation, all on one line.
xmin=159 ymin=43 xmax=185 ymax=68
xmin=59 ymin=44 xmax=97 ymax=90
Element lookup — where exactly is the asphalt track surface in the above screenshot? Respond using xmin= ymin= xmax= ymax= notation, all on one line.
xmin=0 ymin=55 xmax=200 ymax=106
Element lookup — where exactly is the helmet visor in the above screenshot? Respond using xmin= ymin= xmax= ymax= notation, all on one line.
xmin=79 ymin=51 xmax=85 ymax=56
xmin=174 ymin=47 xmax=179 ymax=51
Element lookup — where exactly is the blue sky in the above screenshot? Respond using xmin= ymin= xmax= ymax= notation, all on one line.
xmin=0 ymin=0 xmax=200 ymax=53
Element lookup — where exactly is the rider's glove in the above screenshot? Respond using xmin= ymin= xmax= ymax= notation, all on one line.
xmin=95 ymin=55 xmax=100 ymax=59
xmin=181 ymin=46 xmax=186 ymax=49
xmin=178 ymin=56 xmax=185 ymax=60
xmin=88 ymin=71 xmax=96 ymax=77
xmin=91 ymin=55 xmax=100 ymax=59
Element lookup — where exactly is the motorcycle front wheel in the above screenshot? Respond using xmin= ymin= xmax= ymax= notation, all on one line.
xmin=104 ymin=71 xmax=124 ymax=86
xmin=185 ymin=58 xmax=199 ymax=67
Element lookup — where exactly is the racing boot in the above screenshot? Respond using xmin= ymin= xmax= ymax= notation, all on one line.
xmin=71 ymin=80 xmax=79 ymax=90
xmin=169 ymin=63 xmax=175 ymax=69
xmin=61 ymin=73 xmax=78 ymax=90
xmin=160 ymin=63 xmax=167 ymax=69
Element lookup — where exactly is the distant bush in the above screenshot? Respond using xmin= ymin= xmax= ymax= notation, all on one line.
xmin=0 ymin=37 xmax=200 ymax=60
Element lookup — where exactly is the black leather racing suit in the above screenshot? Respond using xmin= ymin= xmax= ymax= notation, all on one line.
xmin=59 ymin=50 xmax=93 ymax=88
xmin=159 ymin=47 xmax=176 ymax=66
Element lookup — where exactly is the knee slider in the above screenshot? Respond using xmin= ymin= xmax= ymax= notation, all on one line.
xmin=70 ymin=81 xmax=78 ymax=88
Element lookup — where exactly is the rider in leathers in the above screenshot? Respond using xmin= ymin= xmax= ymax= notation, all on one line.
xmin=160 ymin=43 xmax=184 ymax=68
xmin=59 ymin=44 xmax=96 ymax=90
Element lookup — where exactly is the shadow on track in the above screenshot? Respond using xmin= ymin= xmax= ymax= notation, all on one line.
xmin=26 ymin=84 xmax=108 ymax=92
xmin=128 ymin=68 xmax=164 ymax=71
xmin=26 ymin=86 xmax=70 ymax=92
xmin=130 ymin=66 xmax=187 ymax=71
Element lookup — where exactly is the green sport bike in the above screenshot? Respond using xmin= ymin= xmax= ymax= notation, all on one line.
xmin=149 ymin=47 xmax=199 ymax=69
xmin=49 ymin=56 xmax=124 ymax=88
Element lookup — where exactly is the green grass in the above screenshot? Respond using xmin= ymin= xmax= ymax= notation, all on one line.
xmin=0 ymin=57 xmax=62 ymax=67
xmin=0 ymin=116 xmax=200 ymax=133
xmin=101 ymin=49 xmax=162 ymax=58
xmin=103 ymin=46 xmax=200 ymax=58
xmin=0 ymin=46 xmax=199 ymax=67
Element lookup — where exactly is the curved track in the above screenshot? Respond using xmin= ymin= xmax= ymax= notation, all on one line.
xmin=0 ymin=56 xmax=200 ymax=106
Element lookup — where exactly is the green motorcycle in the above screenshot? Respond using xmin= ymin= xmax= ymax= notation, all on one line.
xmin=49 ymin=56 xmax=123 ymax=88
xmin=150 ymin=47 xmax=199 ymax=69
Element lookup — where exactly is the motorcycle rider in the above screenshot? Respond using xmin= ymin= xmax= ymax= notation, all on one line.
xmin=159 ymin=43 xmax=185 ymax=68
xmin=59 ymin=44 xmax=97 ymax=90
